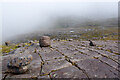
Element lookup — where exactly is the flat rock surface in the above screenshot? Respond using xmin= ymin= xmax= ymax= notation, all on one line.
xmin=1 ymin=40 xmax=119 ymax=79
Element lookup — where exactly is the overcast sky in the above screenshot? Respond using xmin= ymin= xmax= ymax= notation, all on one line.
xmin=1 ymin=1 xmax=118 ymax=41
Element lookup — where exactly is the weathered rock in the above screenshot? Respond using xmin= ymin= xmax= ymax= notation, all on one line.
xmin=68 ymin=39 xmax=73 ymax=41
xmin=89 ymin=40 xmax=95 ymax=46
xmin=7 ymin=65 xmax=28 ymax=74
xmin=7 ymin=51 xmax=33 ymax=73
xmin=8 ymin=54 xmax=32 ymax=67
xmin=5 ymin=41 xmax=10 ymax=46
xmin=39 ymin=36 xmax=51 ymax=47
xmin=2 ymin=40 xmax=119 ymax=78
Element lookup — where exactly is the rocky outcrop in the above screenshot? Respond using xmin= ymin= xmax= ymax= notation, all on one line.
xmin=2 ymin=40 xmax=119 ymax=79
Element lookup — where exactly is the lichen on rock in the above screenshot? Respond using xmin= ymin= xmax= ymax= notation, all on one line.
xmin=7 ymin=50 xmax=33 ymax=74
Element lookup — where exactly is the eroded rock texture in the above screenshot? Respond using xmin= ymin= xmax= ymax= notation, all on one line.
xmin=1 ymin=40 xmax=119 ymax=79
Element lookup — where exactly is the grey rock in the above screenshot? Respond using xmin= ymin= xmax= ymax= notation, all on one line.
xmin=7 ymin=53 xmax=32 ymax=68
xmin=7 ymin=50 xmax=33 ymax=73
xmin=39 ymin=36 xmax=51 ymax=47
xmin=7 ymin=65 xmax=28 ymax=74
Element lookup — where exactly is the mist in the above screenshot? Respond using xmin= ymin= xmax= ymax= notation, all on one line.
xmin=2 ymin=2 xmax=118 ymax=41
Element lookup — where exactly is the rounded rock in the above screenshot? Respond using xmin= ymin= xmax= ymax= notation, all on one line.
xmin=39 ymin=36 xmax=51 ymax=47
xmin=7 ymin=54 xmax=33 ymax=68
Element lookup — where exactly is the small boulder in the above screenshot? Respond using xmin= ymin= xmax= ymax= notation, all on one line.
xmin=7 ymin=52 xmax=33 ymax=74
xmin=5 ymin=41 xmax=10 ymax=46
xmin=7 ymin=65 xmax=28 ymax=74
xmin=39 ymin=36 xmax=51 ymax=47
xmin=89 ymin=40 xmax=95 ymax=46
xmin=68 ymin=39 xmax=73 ymax=41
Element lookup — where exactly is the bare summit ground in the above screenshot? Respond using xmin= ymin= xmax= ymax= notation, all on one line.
xmin=1 ymin=40 xmax=119 ymax=79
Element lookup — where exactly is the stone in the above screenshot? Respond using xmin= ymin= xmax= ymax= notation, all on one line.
xmin=68 ymin=39 xmax=73 ymax=41
xmin=5 ymin=41 xmax=10 ymax=46
xmin=39 ymin=36 xmax=51 ymax=47
xmin=8 ymin=54 xmax=32 ymax=67
xmin=7 ymin=65 xmax=28 ymax=74
xmin=89 ymin=40 xmax=95 ymax=46
xmin=7 ymin=51 xmax=33 ymax=73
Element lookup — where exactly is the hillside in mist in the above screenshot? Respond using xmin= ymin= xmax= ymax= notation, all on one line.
xmin=2 ymin=2 xmax=117 ymax=42
xmin=51 ymin=17 xmax=118 ymax=28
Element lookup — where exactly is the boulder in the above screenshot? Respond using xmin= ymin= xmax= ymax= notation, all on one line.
xmin=7 ymin=51 xmax=33 ymax=74
xmin=8 ymin=54 xmax=32 ymax=67
xmin=39 ymin=36 xmax=51 ymax=47
xmin=7 ymin=65 xmax=28 ymax=74
xmin=5 ymin=41 xmax=10 ymax=46
xmin=89 ymin=40 xmax=95 ymax=46
xmin=68 ymin=39 xmax=73 ymax=41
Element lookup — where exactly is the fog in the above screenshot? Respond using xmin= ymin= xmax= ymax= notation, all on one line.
xmin=2 ymin=2 xmax=118 ymax=41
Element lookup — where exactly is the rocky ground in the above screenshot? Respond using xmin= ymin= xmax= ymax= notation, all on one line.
xmin=1 ymin=40 xmax=119 ymax=79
